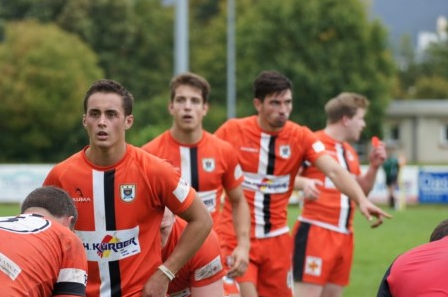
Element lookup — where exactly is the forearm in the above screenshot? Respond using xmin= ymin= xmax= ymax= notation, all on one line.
xmin=328 ymin=166 xmax=367 ymax=205
xmin=294 ymin=175 xmax=308 ymax=191
xmin=356 ymin=165 xmax=380 ymax=195
xmin=164 ymin=219 xmax=211 ymax=273
xmin=166 ymin=198 xmax=213 ymax=274
xmin=231 ymin=197 xmax=250 ymax=250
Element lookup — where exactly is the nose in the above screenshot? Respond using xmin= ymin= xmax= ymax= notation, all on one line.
xmin=184 ymin=99 xmax=193 ymax=109
xmin=98 ymin=114 xmax=107 ymax=126
xmin=278 ymin=102 xmax=288 ymax=113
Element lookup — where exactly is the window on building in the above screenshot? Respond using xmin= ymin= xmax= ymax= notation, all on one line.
xmin=440 ymin=124 xmax=448 ymax=144
xmin=390 ymin=125 xmax=400 ymax=141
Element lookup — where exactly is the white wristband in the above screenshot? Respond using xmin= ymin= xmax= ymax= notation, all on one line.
xmin=158 ymin=264 xmax=175 ymax=281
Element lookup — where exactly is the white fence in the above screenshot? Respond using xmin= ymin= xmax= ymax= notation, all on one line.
xmin=0 ymin=164 xmax=447 ymax=204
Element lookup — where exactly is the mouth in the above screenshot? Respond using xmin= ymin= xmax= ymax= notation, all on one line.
xmin=182 ymin=115 xmax=193 ymax=121
xmin=97 ymin=131 xmax=108 ymax=140
xmin=278 ymin=116 xmax=287 ymax=122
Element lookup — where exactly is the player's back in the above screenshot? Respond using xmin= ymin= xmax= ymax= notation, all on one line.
xmin=1 ymin=214 xmax=87 ymax=296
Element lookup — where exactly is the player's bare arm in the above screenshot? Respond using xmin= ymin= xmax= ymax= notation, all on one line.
xmin=142 ymin=196 xmax=212 ymax=297
xmin=226 ymin=185 xmax=250 ymax=278
xmin=294 ymin=175 xmax=323 ymax=200
xmin=356 ymin=141 xmax=387 ymax=194
xmin=315 ymin=154 xmax=392 ymax=228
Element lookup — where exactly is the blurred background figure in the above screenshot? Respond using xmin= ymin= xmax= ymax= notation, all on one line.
xmin=383 ymin=145 xmax=401 ymax=209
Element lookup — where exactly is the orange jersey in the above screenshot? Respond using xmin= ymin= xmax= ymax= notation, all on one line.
xmin=142 ymin=130 xmax=244 ymax=225
xmin=1 ymin=213 xmax=87 ymax=297
xmin=215 ymin=116 xmax=326 ymax=239
xmin=44 ymin=144 xmax=196 ymax=297
xmin=299 ymin=130 xmax=361 ymax=233
xmin=162 ymin=218 xmax=225 ymax=296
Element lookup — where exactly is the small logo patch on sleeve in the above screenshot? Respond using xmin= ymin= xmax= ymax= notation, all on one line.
xmin=234 ymin=164 xmax=243 ymax=180
xmin=173 ymin=178 xmax=190 ymax=203
xmin=0 ymin=252 xmax=21 ymax=280
xmin=312 ymin=141 xmax=325 ymax=153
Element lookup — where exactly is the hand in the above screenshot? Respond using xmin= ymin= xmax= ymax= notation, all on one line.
xmin=369 ymin=141 xmax=386 ymax=169
xmin=141 ymin=270 xmax=170 ymax=297
xmin=302 ymin=178 xmax=323 ymax=200
xmin=226 ymin=245 xmax=249 ymax=278
xmin=358 ymin=199 xmax=392 ymax=228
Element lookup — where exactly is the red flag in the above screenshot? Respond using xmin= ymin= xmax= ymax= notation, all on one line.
xmin=371 ymin=136 xmax=380 ymax=148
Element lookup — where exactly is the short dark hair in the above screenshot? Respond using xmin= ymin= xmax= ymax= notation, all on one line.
xmin=429 ymin=218 xmax=448 ymax=242
xmin=324 ymin=92 xmax=370 ymax=124
xmin=170 ymin=72 xmax=210 ymax=103
xmin=83 ymin=79 xmax=134 ymax=116
xmin=21 ymin=186 xmax=78 ymax=229
xmin=253 ymin=71 xmax=292 ymax=101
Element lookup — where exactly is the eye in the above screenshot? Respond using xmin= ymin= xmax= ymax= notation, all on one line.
xmin=174 ymin=97 xmax=186 ymax=103
xmin=89 ymin=110 xmax=100 ymax=117
xmin=106 ymin=111 xmax=118 ymax=118
xmin=192 ymin=97 xmax=202 ymax=104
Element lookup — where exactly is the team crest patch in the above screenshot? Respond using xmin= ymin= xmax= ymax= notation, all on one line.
xmin=279 ymin=145 xmax=291 ymax=159
xmin=120 ymin=184 xmax=136 ymax=202
xmin=202 ymin=158 xmax=215 ymax=172
xmin=305 ymin=256 xmax=322 ymax=276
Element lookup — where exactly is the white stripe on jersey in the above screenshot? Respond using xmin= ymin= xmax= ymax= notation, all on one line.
xmin=335 ymin=144 xmax=350 ymax=232
xmin=257 ymin=133 xmax=271 ymax=175
xmin=254 ymin=134 xmax=270 ymax=237
xmin=92 ymin=170 xmax=111 ymax=297
xmin=180 ymin=146 xmax=192 ymax=186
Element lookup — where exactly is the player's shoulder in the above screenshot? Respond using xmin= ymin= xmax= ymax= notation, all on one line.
xmin=282 ymin=121 xmax=315 ymax=139
xmin=141 ymin=131 xmax=169 ymax=152
xmin=130 ymin=144 xmax=167 ymax=163
xmin=49 ymin=149 xmax=85 ymax=173
xmin=204 ymin=131 xmax=234 ymax=149
xmin=130 ymin=144 xmax=178 ymax=173
xmin=219 ymin=116 xmax=253 ymax=130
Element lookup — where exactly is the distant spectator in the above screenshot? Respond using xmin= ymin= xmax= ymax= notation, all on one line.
xmin=383 ymin=146 xmax=401 ymax=209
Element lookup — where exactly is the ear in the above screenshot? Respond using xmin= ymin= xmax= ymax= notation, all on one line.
xmin=341 ymin=115 xmax=350 ymax=126
xmin=60 ymin=216 xmax=75 ymax=230
xmin=124 ymin=115 xmax=134 ymax=130
xmin=168 ymin=102 xmax=174 ymax=116
xmin=253 ymin=98 xmax=262 ymax=113
xmin=203 ymin=102 xmax=209 ymax=116
xmin=82 ymin=114 xmax=87 ymax=128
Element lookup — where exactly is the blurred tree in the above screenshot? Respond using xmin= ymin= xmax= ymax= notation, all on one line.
xmin=393 ymin=32 xmax=448 ymax=100
xmin=192 ymin=0 xmax=395 ymax=138
xmin=55 ymin=0 xmax=175 ymax=143
xmin=0 ymin=20 xmax=103 ymax=162
xmin=0 ymin=0 xmax=399 ymax=161
xmin=0 ymin=0 xmax=176 ymax=146
xmin=412 ymin=76 xmax=448 ymax=99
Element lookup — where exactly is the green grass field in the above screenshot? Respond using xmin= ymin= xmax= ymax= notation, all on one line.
xmin=2 ymin=202 xmax=446 ymax=296
xmin=287 ymin=203 xmax=448 ymax=297
xmin=0 ymin=203 xmax=20 ymax=216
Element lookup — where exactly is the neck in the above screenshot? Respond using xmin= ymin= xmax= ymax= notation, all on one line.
xmin=23 ymin=207 xmax=52 ymax=218
xmin=257 ymin=116 xmax=283 ymax=133
xmin=23 ymin=208 xmax=71 ymax=229
xmin=324 ymin=125 xmax=346 ymax=143
xmin=170 ymin=126 xmax=203 ymax=145
xmin=86 ymin=143 xmax=127 ymax=166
